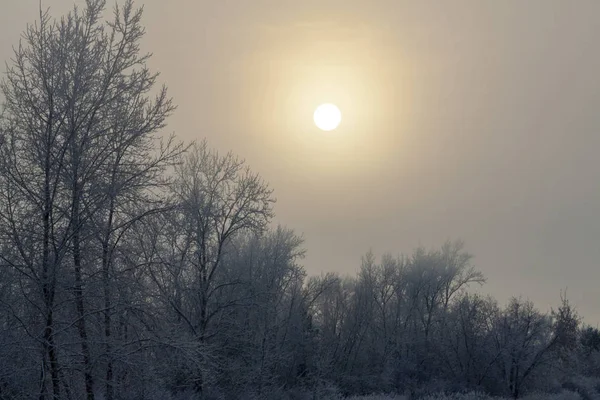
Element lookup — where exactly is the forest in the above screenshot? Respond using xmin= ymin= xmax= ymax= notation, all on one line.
xmin=1 ymin=1 xmax=599 ymax=399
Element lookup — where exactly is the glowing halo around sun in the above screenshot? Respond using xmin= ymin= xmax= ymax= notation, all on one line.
xmin=314 ymin=103 xmax=342 ymax=131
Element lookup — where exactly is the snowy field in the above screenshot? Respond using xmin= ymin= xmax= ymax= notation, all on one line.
xmin=347 ymin=392 xmax=585 ymax=400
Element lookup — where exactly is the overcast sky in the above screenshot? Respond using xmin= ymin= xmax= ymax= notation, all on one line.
xmin=2 ymin=0 xmax=600 ymax=324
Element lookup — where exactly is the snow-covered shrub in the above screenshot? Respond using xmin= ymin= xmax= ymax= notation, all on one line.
xmin=520 ymin=390 xmax=582 ymax=400
xmin=241 ymin=384 xmax=344 ymax=400
xmin=561 ymin=376 xmax=600 ymax=400
xmin=345 ymin=395 xmax=407 ymax=400
xmin=418 ymin=392 xmax=494 ymax=400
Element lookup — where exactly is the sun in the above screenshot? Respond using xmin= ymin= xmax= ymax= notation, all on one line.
xmin=314 ymin=103 xmax=342 ymax=131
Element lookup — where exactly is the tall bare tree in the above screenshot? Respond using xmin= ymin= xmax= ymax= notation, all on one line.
xmin=0 ymin=1 xmax=181 ymax=398
xmin=147 ymin=140 xmax=274 ymax=393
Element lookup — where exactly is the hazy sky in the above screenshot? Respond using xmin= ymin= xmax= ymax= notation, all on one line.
xmin=2 ymin=1 xmax=600 ymax=323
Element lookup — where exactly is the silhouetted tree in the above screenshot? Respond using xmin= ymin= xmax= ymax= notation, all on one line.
xmin=0 ymin=1 xmax=181 ymax=398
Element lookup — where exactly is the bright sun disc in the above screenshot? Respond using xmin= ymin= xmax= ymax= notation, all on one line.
xmin=314 ymin=103 xmax=342 ymax=131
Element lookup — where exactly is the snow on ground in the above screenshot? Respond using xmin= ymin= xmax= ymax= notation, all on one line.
xmin=347 ymin=391 xmax=584 ymax=400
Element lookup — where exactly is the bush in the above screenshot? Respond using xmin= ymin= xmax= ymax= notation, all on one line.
xmin=419 ymin=392 xmax=494 ymax=400
xmin=561 ymin=376 xmax=600 ymax=400
xmin=345 ymin=395 xmax=407 ymax=400
xmin=521 ymin=390 xmax=582 ymax=400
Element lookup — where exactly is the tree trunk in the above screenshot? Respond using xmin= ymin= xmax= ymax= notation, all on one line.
xmin=41 ymin=307 xmax=61 ymax=400
xmin=72 ymin=162 xmax=95 ymax=400
xmin=102 ymin=199 xmax=115 ymax=400
xmin=40 ymin=147 xmax=61 ymax=400
xmin=195 ymin=276 xmax=208 ymax=395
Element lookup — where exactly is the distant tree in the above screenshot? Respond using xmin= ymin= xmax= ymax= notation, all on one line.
xmin=552 ymin=292 xmax=580 ymax=353
xmin=547 ymin=293 xmax=581 ymax=385
xmin=438 ymin=293 xmax=501 ymax=390
xmin=492 ymin=298 xmax=556 ymax=399
xmin=308 ymin=242 xmax=486 ymax=396
xmin=581 ymin=326 xmax=600 ymax=354
xmin=400 ymin=241 xmax=484 ymax=391
xmin=579 ymin=325 xmax=600 ymax=377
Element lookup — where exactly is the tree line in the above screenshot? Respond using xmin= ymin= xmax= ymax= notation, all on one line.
xmin=0 ymin=1 xmax=599 ymax=399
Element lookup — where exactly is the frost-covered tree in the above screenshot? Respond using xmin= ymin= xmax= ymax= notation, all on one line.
xmin=144 ymin=140 xmax=274 ymax=394
xmin=492 ymin=298 xmax=556 ymax=398
xmin=0 ymin=1 xmax=181 ymax=398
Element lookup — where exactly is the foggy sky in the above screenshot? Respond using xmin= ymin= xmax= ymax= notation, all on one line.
xmin=2 ymin=0 xmax=600 ymax=324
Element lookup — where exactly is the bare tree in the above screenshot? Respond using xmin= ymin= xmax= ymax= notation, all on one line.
xmin=493 ymin=298 xmax=556 ymax=398
xmin=0 ymin=8 xmax=75 ymax=398
xmin=438 ymin=293 xmax=501 ymax=389
xmin=0 ymin=1 xmax=181 ymax=398
xmin=148 ymin=140 xmax=274 ymax=394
